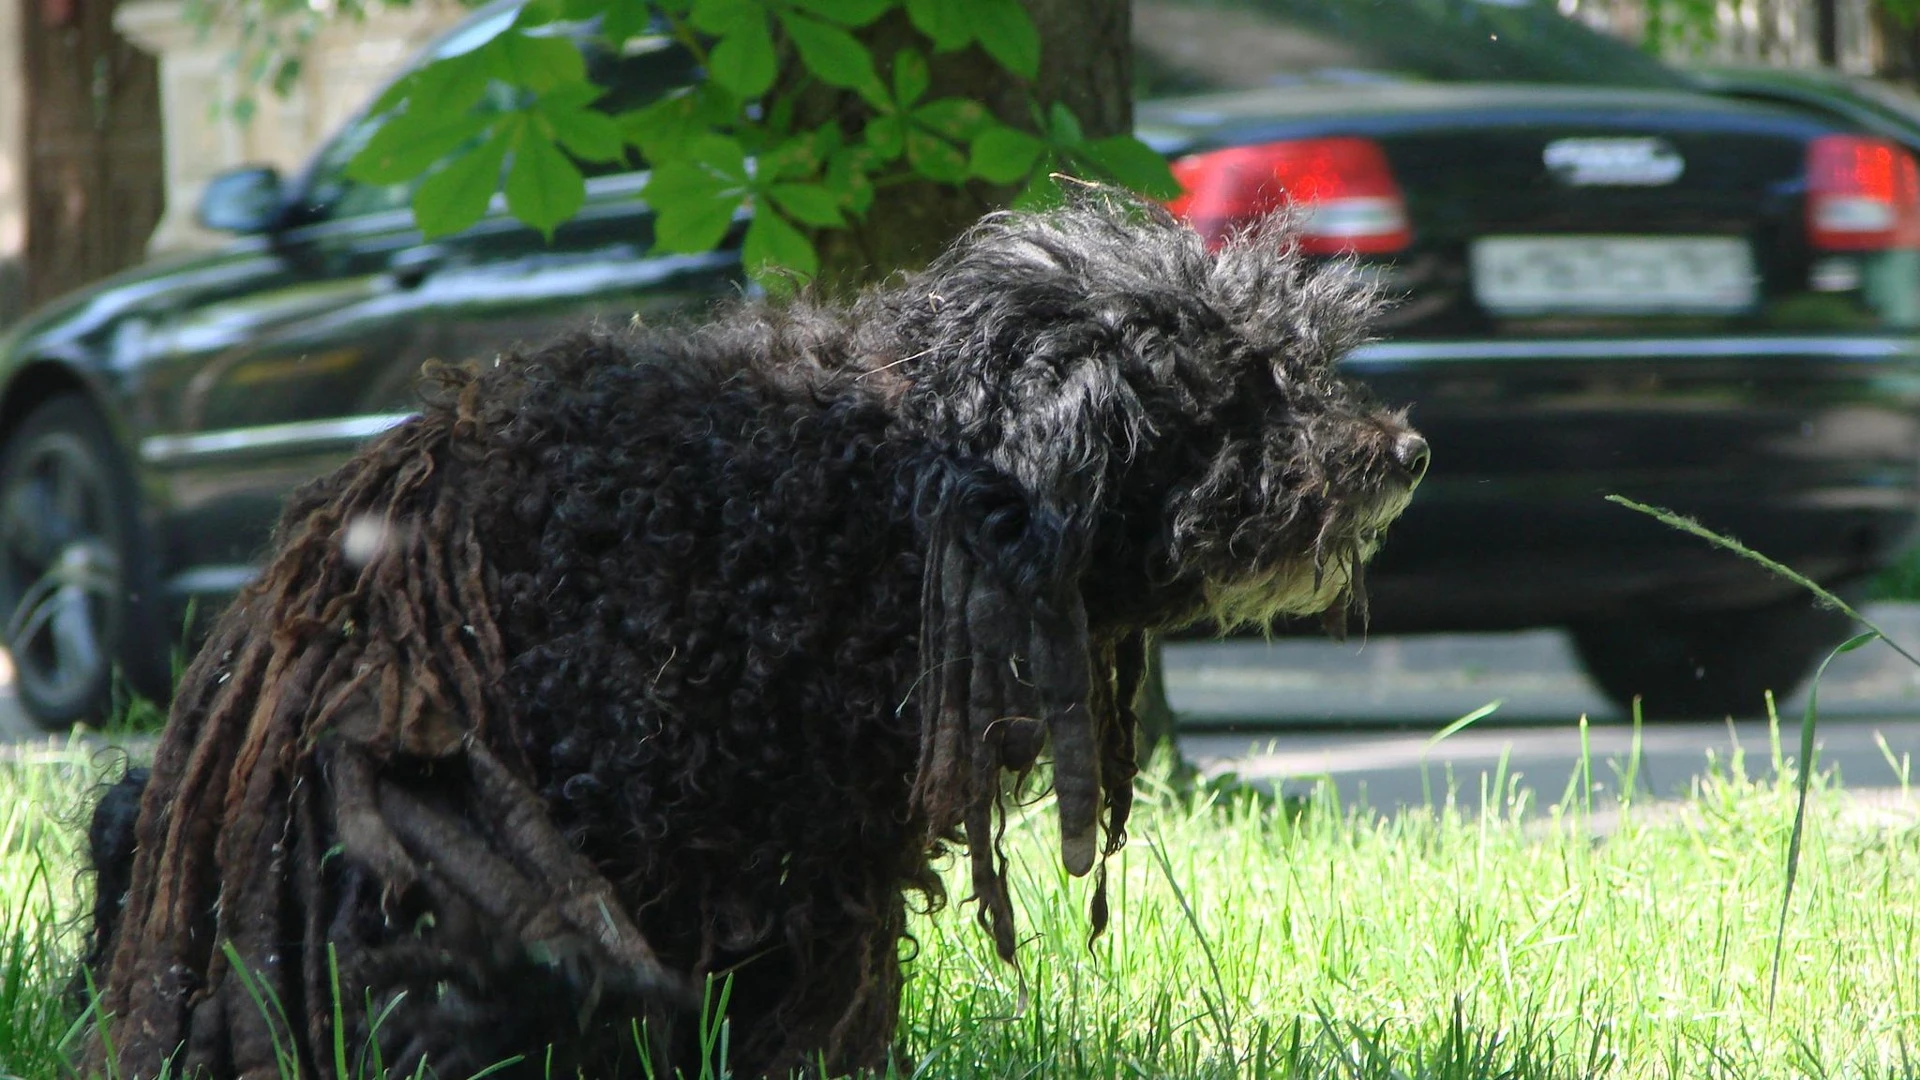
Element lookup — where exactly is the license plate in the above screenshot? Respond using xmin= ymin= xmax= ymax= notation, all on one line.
xmin=1470 ymin=235 xmax=1757 ymax=315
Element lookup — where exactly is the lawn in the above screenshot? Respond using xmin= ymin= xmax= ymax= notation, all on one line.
xmin=4 ymin=725 xmax=1919 ymax=1079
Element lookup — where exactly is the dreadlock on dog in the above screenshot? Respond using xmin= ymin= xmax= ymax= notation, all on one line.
xmin=80 ymin=192 xmax=1428 ymax=1079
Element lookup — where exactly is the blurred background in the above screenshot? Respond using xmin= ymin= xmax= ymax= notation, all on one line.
xmin=12 ymin=0 xmax=1920 ymax=781
xmin=4 ymin=0 xmax=1919 ymax=367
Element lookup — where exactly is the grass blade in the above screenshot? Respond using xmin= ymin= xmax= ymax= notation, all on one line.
xmin=1607 ymin=495 xmax=1918 ymax=666
xmin=1767 ymin=629 xmax=1879 ymax=1014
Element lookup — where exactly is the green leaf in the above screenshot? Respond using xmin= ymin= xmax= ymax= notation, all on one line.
xmin=544 ymin=102 xmax=627 ymax=164
xmin=973 ymin=0 xmax=1039 ymax=79
xmin=767 ymin=182 xmax=843 ymax=227
xmin=507 ymin=120 xmax=587 ymax=238
xmin=912 ymin=97 xmax=989 ymax=141
xmin=495 ymin=31 xmax=588 ymax=93
xmin=1076 ymin=135 xmax=1180 ymax=198
xmin=645 ymin=133 xmax=749 ymax=198
xmin=789 ymin=0 xmax=890 ymax=27
xmin=825 ymin=145 xmax=877 ymax=215
xmin=780 ymin=11 xmax=881 ymax=94
xmin=348 ymin=109 xmax=492 ymax=185
xmin=646 ymin=134 xmax=748 ymax=253
xmin=892 ymin=48 xmax=929 ymax=108
xmin=271 ymin=55 xmax=303 ymax=97
xmin=618 ymin=88 xmax=723 ymax=161
xmin=689 ymin=0 xmax=760 ymax=34
xmin=690 ymin=132 xmax=751 ymax=182
xmin=743 ymin=207 xmax=817 ymax=278
xmin=561 ymin=0 xmax=616 ymax=20
xmin=906 ymin=128 xmax=968 ymax=183
xmin=1046 ymin=101 xmax=1084 ymax=145
xmin=808 ymin=119 xmax=846 ymax=157
xmin=968 ymin=124 xmax=1044 ymax=184
xmin=904 ymin=0 xmax=973 ymax=52
xmin=761 ymin=130 xmax=828 ymax=181
xmin=600 ymin=0 xmax=653 ymax=44
xmin=765 ymin=92 xmax=797 ymax=136
xmin=648 ymin=172 xmax=743 ymax=252
xmin=366 ymin=71 xmax=424 ymax=120
xmin=367 ymin=49 xmax=494 ymax=119
xmin=706 ymin=14 xmax=777 ymax=98
xmin=511 ymin=0 xmax=565 ymax=27
xmin=536 ymin=80 xmax=608 ymax=113
xmin=864 ymin=113 xmax=906 ymax=161
xmin=412 ymin=126 xmax=512 ymax=239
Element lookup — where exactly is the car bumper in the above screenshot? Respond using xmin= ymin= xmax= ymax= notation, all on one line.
xmin=1335 ymin=334 xmax=1920 ymax=632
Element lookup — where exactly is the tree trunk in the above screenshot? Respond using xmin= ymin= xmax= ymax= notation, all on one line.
xmin=22 ymin=0 xmax=163 ymax=308
xmin=1874 ymin=4 xmax=1920 ymax=83
xmin=799 ymin=0 xmax=1133 ymax=291
xmin=1815 ymin=0 xmax=1839 ymax=66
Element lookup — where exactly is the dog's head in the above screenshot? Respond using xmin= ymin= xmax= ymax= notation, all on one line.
xmin=881 ymin=192 xmax=1424 ymax=955
xmin=893 ymin=192 xmax=1424 ymax=630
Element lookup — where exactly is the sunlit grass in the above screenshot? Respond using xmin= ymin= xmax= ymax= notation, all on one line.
xmin=898 ymin=733 xmax=1920 ymax=1079
xmin=4 ymin=728 xmax=1920 ymax=1079
xmin=1 ymin=739 xmax=104 ymax=1080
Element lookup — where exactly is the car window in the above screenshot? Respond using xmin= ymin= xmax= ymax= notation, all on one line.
xmin=1135 ymin=0 xmax=1689 ymax=97
xmin=286 ymin=18 xmax=699 ymax=228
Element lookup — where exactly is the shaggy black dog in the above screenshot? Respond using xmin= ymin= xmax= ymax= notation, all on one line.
xmin=80 ymin=194 xmax=1427 ymax=1079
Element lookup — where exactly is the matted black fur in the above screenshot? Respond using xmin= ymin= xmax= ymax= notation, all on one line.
xmin=80 ymin=193 xmax=1426 ymax=1078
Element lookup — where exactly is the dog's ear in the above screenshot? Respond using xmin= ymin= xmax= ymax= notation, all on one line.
xmin=908 ymin=454 xmax=1150 ymax=964
xmin=908 ymin=451 xmax=1102 ymax=864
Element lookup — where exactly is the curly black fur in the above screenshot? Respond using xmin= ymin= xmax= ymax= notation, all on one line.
xmin=72 ymin=766 xmax=147 ymax=1003
xmin=79 ymin=194 xmax=1426 ymax=1079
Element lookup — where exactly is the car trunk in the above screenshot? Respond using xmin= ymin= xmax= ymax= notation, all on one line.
xmin=1142 ymin=82 xmax=1920 ymax=338
xmin=1142 ymin=82 xmax=1920 ymax=629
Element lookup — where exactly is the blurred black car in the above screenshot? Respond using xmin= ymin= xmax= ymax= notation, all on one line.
xmin=1689 ymin=64 xmax=1920 ymax=152
xmin=3 ymin=0 xmax=1919 ymax=728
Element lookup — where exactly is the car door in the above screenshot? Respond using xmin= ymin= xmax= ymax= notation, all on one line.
xmin=131 ymin=116 xmax=447 ymax=586
xmin=136 ymin=24 xmax=744 ymax=592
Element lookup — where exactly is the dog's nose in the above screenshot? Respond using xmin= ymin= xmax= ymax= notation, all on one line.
xmin=1392 ymin=431 xmax=1430 ymax=486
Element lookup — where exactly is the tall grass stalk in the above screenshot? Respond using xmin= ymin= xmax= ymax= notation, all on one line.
xmin=1605 ymin=495 xmax=1916 ymax=1022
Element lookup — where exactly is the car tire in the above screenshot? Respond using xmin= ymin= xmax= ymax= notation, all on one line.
xmin=1569 ymin=596 xmax=1861 ymax=721
xmin=0 ymin=395 xmax=168 ymax=729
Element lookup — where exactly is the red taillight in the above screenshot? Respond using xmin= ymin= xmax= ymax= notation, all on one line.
xmin=1806 ymin=134 xmax=1920 ymax=251
xmin=1166 ymin=137 xmax=1413 ymax=254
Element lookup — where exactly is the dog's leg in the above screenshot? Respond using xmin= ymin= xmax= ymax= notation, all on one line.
xmin=320 ymin=736 xmax=691 ymax=1077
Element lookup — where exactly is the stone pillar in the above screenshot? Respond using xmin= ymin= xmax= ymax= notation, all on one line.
xmin=114 ymin=0 xmax=461 ymax=257
xmin=0 ymin=0 xmax=27 ymax=325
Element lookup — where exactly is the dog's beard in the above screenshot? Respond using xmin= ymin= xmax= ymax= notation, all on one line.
xmin=1197 ymin=486 xmax=1411 ymax=637
xmin=1199 ymin=549 xmax=1358 ymax=635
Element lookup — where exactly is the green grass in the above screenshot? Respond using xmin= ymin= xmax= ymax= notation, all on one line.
xmin=6 ymin=726 xmax=1920 ymax=1079
xmin=2 ymin=740 xmax=99 ymax=1080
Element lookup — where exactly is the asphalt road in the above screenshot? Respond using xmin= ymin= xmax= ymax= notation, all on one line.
xmin=1170 ymin=602 xmax=1920 ymax=816
xmin=6 ymin=606 xmax=1920 ymax=819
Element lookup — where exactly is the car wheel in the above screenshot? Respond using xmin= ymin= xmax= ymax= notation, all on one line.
xmin=1569 ymin=597 xmax=1861 ymax=721
xmin=0 ymin=396 xmax=166 ymax=729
